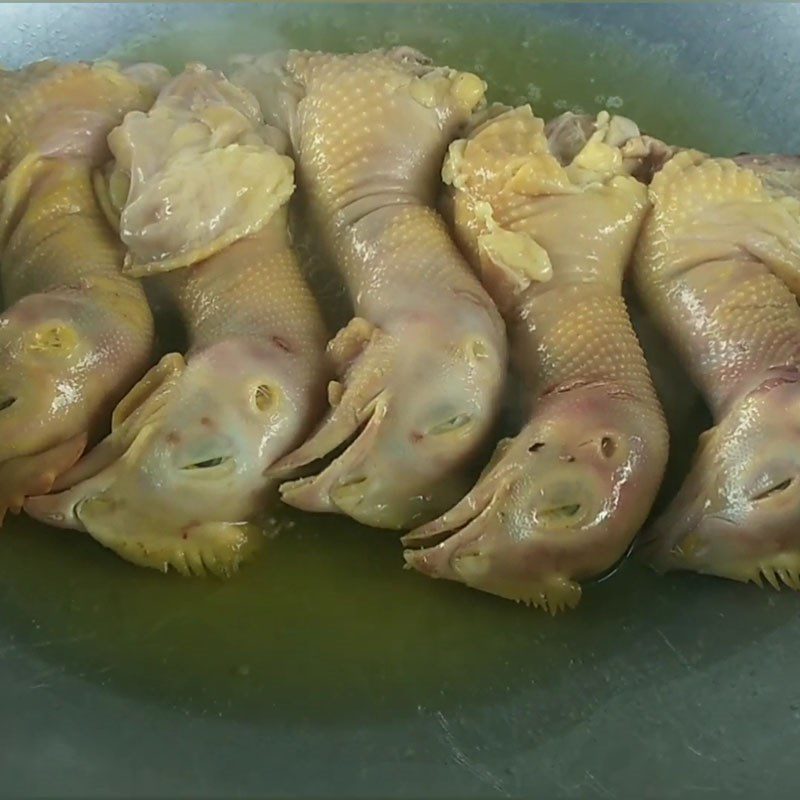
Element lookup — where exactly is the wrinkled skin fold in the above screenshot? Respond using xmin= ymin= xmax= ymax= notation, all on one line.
xmin=635 ymin=150 xmax=800 ymax=589
xmin=0 ymin=60 xmax=164 ymax=520
xmin=25 ymin=65 xmax=328 ymax=575
xmin=232 ymin=48 xmax=508 ymax=529
xmin=403 ymin=106 xmax=668 ymax=612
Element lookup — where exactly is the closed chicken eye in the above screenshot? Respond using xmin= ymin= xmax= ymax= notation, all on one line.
xmin=0 ymin=397 xmax=16 ymax=412
xmin=537 ymin=503 xmax=582 ymax=522
xmin=428 ymin=413 xmax=472 ymax=435
xmin=180 ymin=455 xmax=234 ymax=471
xmin=752 ymin=477 xmax=794 ymax=502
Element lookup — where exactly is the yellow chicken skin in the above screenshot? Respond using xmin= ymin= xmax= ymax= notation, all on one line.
xmin=635 ymin=150 xmax=800 ymax=589
xmin=403 ymin=107 xmax=668 ymax=612
xmin=0 ymin=61 xmax=165 ymax=521
xmin=26 ymin=65 xmax=328 ymax=576
xmin=232 ymin=49 xmax=507 ymax=529
xmin=733 ymin=155 xmax=800 ymax=208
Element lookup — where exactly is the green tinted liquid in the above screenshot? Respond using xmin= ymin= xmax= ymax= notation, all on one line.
xmin=0 ymin=5 xmax=764 ymax=722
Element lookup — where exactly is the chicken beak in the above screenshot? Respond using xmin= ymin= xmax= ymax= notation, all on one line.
xmin=0 ymin=433 xmax=88 ymax=523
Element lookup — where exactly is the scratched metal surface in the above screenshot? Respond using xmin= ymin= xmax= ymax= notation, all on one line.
xmin=2 ymin=3 xmax=800 ymax=798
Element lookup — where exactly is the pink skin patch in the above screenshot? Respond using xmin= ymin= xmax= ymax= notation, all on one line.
xmin=23 ymin=335 xmax=316 ymax=574
xmin=402 ymin=387 xmax=666 ymax=610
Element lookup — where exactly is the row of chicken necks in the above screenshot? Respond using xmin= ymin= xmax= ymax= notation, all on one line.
xmin=1 ymin=48 xmax=798 ymax=613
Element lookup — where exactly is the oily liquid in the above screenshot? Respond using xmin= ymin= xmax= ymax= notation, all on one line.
xmin=0 ymin=6 xmax=771 ymax=723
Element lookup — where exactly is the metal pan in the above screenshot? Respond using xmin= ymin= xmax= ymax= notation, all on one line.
xmin=1 ymin=4 xmax=799 ymax=797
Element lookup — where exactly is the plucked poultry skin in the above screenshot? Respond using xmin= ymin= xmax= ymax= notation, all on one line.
xmin=232 ymin=48 xmax=508 ymax=529
xmin=635 ymin=150 xmax=800 ymax=589
xmin=0 ymin=61 xmax=165 ymax=520
xmin=403 ymin=106 xmax=668 ymax=611
xmin=733 ymin=155 xmax=800 ymax=207
xmin=9 ymin=45 xmax=800 ymax=600
xmin=25 ymin=65 xmax=328 ymax=575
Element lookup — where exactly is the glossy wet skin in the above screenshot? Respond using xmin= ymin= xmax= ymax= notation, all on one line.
xmin=277 ymin=310 xmax=505 ymax=528
xmin=0 ymin=292 xmax=93 ymax=516
xmin=0 ymin=283 xmax=153 ymax=519
xmin=402 ymin=107 xmax=667 ymax=610
xmin=26 ymin=338 xmax=310 ymax=574
xmin=0 ymin=62 xmax=163 ymax=518
xmin=634 ymin=151 xmax=800 ymax=589
xmin=233 ymin=49 xmax=508 ymax=529
xmin=641 ymin=374 xmax=800 ymax=587
xmin=405 ymin=386 xmax=659 ymax=611
xmin=0 ymin=282 xmax=156 ymax=522
xmin=25 ymin=65 xmax=329 ymax=573
xmin=0 ymin=291 xmax=105 ymax=459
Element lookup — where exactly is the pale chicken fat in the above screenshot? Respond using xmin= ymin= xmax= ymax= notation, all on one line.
xmin=104 ymin=63 xmax=295 ymax=275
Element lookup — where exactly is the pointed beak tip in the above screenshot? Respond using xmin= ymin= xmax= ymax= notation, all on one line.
xmin=277 ymin=475 xmax=303 ymax=498
xmin=264 ymin=458 xmax=295 ymax=479
xmin=400 ymin=520 xmax=442 ymax=547
xmin=278 ymin=476 xmax=334 ymax=514
xmin=403 ymin=543 xmax=452 ymax=579
xmin=24 ymin=492 xmax=77 ymax=528
xmin=0 ymin=500 xmax=20 ymax=526
xmin=23 ymin=494 xmax=55 ymax=519
xmin=399 ymin=532 xmax=417 ymax=547
xmin=402 ymin=547 xmax=432 ymax=574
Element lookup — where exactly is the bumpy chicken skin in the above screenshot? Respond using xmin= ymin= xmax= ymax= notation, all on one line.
xmin=635 ymin=150 xmax=800 ymax=589
xmin=733 ymin=155 xmax=800 ymax=203
xmin=403 ymin=107 xmax=668 ymax=611
xmin=25 ymin=65 xmax=328 ymax=575
xmin=0 ymin=61 xmax=164 ymax=520
xmin=232 ymin=49 xmax=508 ymax=529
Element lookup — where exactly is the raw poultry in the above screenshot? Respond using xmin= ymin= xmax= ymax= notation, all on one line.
xmin=403 ymin=106 xmax=668 ymax=611
xmin=232 ymin=48 xmax=508 ymax=529
xmin=635 ymin=150 xmax=800 ymax=589
xmin=3 ymin=46 xmax=800 ymax=610
xmin=0 ymin=60 xmax=166 ymax=520
xmin=25 ymin=64 xmax=328 ymax=575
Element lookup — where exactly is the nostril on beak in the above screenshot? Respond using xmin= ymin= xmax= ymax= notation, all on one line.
xmin=330 ymin=476 xmax=369 ymax=511
xmin=338 ymin=475 xmax=367 ymax=489
xmin=468 ymin=338 xmax=489 ymax=361
xmin=601 ymin=436 xmax=617 ymax=458
xmin=0 ymin=397 xmax=17 ymax=412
